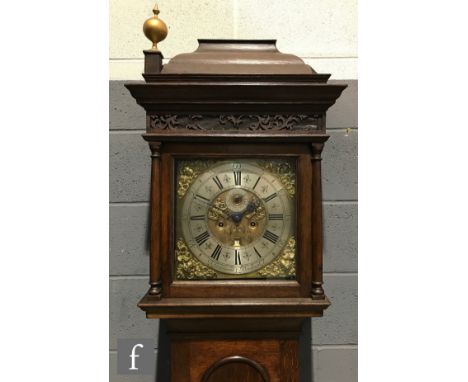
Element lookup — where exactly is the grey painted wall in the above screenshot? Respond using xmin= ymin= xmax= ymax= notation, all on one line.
xmin=109 ymin=80 xmax=358 ymax=382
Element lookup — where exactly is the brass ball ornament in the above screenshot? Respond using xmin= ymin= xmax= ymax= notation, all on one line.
xmin=143 ymin=4 xmax=168 ymax=51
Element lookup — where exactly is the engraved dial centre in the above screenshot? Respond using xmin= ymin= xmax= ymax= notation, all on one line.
xmin=207 ymin=188 xmax=267 ymax=246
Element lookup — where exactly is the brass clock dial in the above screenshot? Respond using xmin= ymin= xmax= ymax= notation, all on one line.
xmin=176 ymin=159 xmax=296 ymax=278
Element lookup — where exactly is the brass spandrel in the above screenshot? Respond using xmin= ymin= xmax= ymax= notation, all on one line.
xmin=256 ymin=159 xmax=296 ymax=198
xmin=175 ymin=238 xmax=218 ymax=280
xmin=257 ymin=237 xmax=296 ymax=278
xmin=177 ymin=160 xmax=217 ymax=199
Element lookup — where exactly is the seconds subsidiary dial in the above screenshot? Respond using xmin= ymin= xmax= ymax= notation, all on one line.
xmin=179 ymin=160 xmax=294 ymax=275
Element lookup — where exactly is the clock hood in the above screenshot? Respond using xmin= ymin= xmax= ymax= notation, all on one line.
xmin=160 ymin=39 xmax=316 ymax=75
xmin=125 ymin=39 xmax=347 ymax=139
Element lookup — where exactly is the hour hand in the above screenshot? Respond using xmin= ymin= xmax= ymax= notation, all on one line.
xmin=230 ymin=201 xmax=257 ymax=223
xmin=230 ymin=211 xmax=244 ymax=224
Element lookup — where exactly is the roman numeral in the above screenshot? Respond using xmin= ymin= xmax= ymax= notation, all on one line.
xmin=263 ymin=230 xmax=279 ymax=244
xmin=195 ymin=231 xmax=210 ymax=246
xmin=195 ymin=194 xmax=210 ymax=205
xmin=233 ymin=171 xmax=242 ymax=186
xmin=268 ymin=214 xmax=284 ymax=220
xmin=252 ymin=176 xmax=261 ymax=190
xmin=190 ymin=215 xmax=205 ymax=221
xmin=235 ymin=249 xmax=241 ymax=265
xmin=212 ymin=176 xmax=223 ymax=190
xmin=263 ymin=193 xmax=278 ymax=203
xmin=211 ymin=245 xmax=222 ymax=260
xmin=254 ymin=247 xmax=262 ymax=258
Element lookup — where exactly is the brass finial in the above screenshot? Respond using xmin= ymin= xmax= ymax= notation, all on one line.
xmin=152 ymin=4 xmax=160 ymax=15
xmin=143 ymin=3 xmax=168 ymax=51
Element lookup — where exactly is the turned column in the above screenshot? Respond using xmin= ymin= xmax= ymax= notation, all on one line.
xmin=148 ymin=142 xmax=163 ymax=297
xmin=310 ymin=142 xmax=325 ymax=299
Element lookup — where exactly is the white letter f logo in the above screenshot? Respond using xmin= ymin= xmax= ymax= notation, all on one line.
xmin=129 ymin=343 xmax=144 ymax=370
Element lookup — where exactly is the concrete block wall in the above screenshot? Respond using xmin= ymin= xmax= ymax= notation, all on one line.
xmin=110 ymin=1 xmax=357 ymax=381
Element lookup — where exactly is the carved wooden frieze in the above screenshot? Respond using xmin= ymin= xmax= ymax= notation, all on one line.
xmin=148 ymin=113 xmax=322 ymax=132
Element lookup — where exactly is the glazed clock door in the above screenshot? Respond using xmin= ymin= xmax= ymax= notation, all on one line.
xmin=175 ymin=158 xmax=297 ymax=280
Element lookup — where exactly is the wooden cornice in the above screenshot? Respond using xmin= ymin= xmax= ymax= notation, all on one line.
xmin=125 ymin=78 xmax=347 ymax=113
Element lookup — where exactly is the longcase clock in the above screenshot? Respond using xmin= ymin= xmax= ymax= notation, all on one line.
xmin=126 ymin=5 xmax=347 ymax=382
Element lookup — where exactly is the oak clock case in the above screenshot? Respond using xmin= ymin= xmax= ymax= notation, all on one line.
xmin=125 ymin=11 xmax=347 ymax=381
xmin=175 ymin=158 xmax=297 ymax=280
